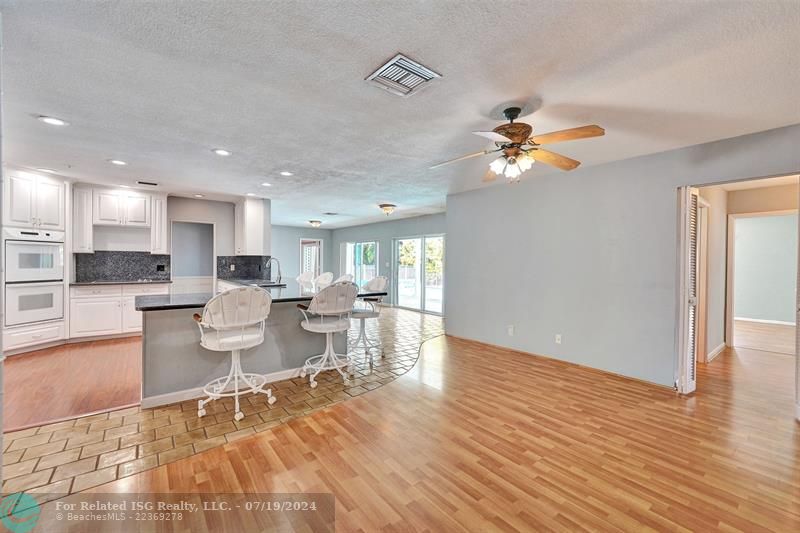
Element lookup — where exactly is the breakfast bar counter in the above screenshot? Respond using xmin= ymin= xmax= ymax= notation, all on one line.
xmin=135 ymin=280 xmax=386 ymax=408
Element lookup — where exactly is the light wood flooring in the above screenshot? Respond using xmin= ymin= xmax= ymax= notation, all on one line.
xmin=733 ymin=319 xmax=796 ymax=355
xmin=30 ymin=337 xmax=797 ymax=531
xmin=3 ymin=337 xmax=142 ymax=430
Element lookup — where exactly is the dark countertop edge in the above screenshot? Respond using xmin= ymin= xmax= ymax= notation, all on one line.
xmin=135 ymin=290 xmax=389 ymax=312
xmin=71 ymin=280 xmax=173 ymax=286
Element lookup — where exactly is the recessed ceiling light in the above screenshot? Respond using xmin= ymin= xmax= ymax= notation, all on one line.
xmin=261 ymin=182 xmax=272 ymax=187
xmin=37 ymin=115 xmax=68 ymax=126
xmin=35 ymin=168 xmax=57 ymax=174
xmin=194 ymin=194 xmax=204 ymax=198
xmin=119 ymin=185 xmax=131 ymax=189
xmin=108 ymin=159 xmax=127 ymax=166
xmin=246 ymin=192 xmax=256 ymax=196
xmin=212 ymin=148 xmax=231 ymax=156
xmin=279 ymin=171 xmax=293 ymax=176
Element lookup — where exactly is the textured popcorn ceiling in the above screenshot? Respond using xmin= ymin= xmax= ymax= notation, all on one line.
xmin=1 ymin=1 xmax=799 ymax=228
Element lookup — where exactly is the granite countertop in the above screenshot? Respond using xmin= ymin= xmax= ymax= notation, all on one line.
xmin=136 ymin=279 xmax=387 ymax=311
xmin=71 ymin=280 xmax=173 ymax=286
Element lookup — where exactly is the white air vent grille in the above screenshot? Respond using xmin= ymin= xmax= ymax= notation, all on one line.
xmin=366 ymin=54 xmax=441 ymax=97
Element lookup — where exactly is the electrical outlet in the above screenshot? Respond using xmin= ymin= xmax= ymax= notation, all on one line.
xmin=230 ymin=264 xmax=236 ymax=271
xmin=507 ymin=325 xmax=515 ymax=337
xmin=555 ymin=334 xmax=562 ymax=344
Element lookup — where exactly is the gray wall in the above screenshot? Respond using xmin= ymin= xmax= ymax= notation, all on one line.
xmin=445 ymin=124 xmax=800 ymax=387
xmin=171 ymin=222 xmax=214 ymax=277
xmin=167 ymin=197 xmax=235 ymax=256
xmin=734 ymin=213 xmax=798 ymax=324
xmin=331 ymin=213 xmax=446 ymax=304
xmin=698 ymin=186 xmax=728 ymax=355
xmin=270 ymin=225 xmax=333 ymax=280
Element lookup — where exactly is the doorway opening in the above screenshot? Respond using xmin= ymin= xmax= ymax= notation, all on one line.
xmin=300 ymin=238 xmax=323 ymax=278
xmin=394 ymin=234 xmax=445 ymax=315
xmin=171 ymin=221 xmax=215 ymax=293
xmin=677 ymin=174 xmax=799 ymax=420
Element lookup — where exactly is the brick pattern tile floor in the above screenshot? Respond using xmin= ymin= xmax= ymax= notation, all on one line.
xmin=2 ymin=308 xmax=444 ymax=502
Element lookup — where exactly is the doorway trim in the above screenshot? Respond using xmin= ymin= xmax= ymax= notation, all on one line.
xmin=725 ymin=209 xmax=798 ymax=348
xmin=299 ymin=237 xmax=324 ymax=278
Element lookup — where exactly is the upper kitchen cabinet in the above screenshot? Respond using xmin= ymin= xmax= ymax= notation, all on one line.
xmin=150 ymin=193 xmax=169 ymax=254
xmin=3 ymin=171 xmax=66 ymax=230
xmin=73 ymin=186 xmax=94 ymax=253
xmin=234 ymin=197 xmax=271 ymax=256
xmin=92 ymin=189 xmax=151 ymax=226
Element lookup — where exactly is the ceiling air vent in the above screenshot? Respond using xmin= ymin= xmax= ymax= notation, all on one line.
xmin=136 ymin=180 xmax=159 ymax=187
xmin=366 ymin=53 xmax=441 ymax=97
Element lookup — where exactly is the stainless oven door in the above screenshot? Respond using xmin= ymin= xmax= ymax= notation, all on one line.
xmin=5 ymin=240 xmax=64 ymax=282
xmin=5 ymin=282 xmax=64 ymax=326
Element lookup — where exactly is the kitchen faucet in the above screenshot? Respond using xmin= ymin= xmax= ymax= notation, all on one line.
xmin=267 ymin=256 xmax=282 ymax=283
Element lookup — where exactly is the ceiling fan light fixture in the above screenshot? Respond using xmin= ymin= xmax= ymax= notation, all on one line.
xmin=518 ymin=153 xmax=535 ymax=172
xmin=489 ymin=156 xmax=506 ymax=175
xmin=505 ymin=163 xmax=522 ymax=180
xmin=378 ymin=203 xmax=396 ymax=216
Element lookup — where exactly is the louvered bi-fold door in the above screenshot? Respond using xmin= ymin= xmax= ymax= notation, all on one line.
xmin=679 ymin=187 xmax=699 ymax=394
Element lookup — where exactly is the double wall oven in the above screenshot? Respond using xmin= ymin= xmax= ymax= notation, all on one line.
xmin=4 ymin=228 xmax=65 ymax=327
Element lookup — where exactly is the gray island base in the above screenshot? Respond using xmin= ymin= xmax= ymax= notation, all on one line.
xmin=136 ymin=281 xmax=387 ymax=408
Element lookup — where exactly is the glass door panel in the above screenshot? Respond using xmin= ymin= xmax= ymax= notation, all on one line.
xmin=396 ymin=238 xmax=422 ymax=310
xmin=423 ymin=236 xmax=444 ymax=313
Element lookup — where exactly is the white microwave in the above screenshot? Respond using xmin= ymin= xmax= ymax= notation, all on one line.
xmin=4 ymin=230 xmax=65 ymax=283
xmin=5 ymin=282 xmax=64 ymax=327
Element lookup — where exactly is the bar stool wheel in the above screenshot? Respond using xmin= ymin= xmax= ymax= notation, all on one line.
xmin=310 ymin=380 xmax=318 ymax=388
xmin=268 ymin=395 xmax=277 ymax=405
xmin=234 ymin=411 xmax=244 ymax=421
xmin=197 ymin=408 xmax=206 ymax=417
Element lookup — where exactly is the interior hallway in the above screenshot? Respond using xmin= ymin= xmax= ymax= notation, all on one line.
xmin=55 ymin=335 xmax=800 ymax=531
xmin=733 ymin=319 xmax=796 ymax=356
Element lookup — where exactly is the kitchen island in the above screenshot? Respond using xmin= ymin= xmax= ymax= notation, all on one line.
xmin=135 ymin=280 xmax=387 ymax=408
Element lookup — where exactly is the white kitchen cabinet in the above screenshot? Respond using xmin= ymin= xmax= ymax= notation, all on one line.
xmin=3 ymin=171 xmax=66 ymax=230
xmin=92 ymin=189 xmax=151 ymax=227
xmin=93 ymin=190 xmax=123 ymax=225
xmin=69 ymin=297 xmax=123 ymax=338
xmin=234 ymin=197 xmax=269 ymax=255
xmin=122 ymin=297 xmax=142 ymax=332
xmin=72 ymin=187 xmax=94 ymax=253
xmin=3 ymin=321 xmax=66 ymax=351
xmin=150 ymin=193 xmax=168 ymax=254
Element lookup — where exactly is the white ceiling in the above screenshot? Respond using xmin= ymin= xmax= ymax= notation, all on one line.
xmin=1 ymin=1 xmax=799 ymax=228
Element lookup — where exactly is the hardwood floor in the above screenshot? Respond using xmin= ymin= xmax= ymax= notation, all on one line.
xmin=55 ymin=336 xmax=798 ymax=532
xmin=3 ymin=337 xmax=142 ymax=430
xmin=734 ymin=319 xmax=796 ymax=355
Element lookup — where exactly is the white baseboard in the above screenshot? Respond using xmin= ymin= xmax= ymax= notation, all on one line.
xmin=140 ymin=366 xmax=303 ymax=409
xmin=706 ymin=342 xmax=726 ymax=362
xmin=734 ymin=317 xmax=796 ymax=326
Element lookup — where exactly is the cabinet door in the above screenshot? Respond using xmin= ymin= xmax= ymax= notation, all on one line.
xmin=234 ymin=201 xmax=245 ymax=255
xmin=124 ymin=194 xmax=150 ymax=226
xmin=35 ymin=177 xmax=65 ymax=230
xmin=122 ymin=296 xmax=142 ymax=332
xmin=4 ymin=173 xmax=36 ymax=227
xmin=243 ymin=198 xmax=264 ymax=255
xmin=72 ymin=187 xmax=94 ymax=253
xmin=150 ymin=194 xmax=168 ymax=254
xmin=69 ymin=297 xmax=122 ymax=338
xmin=93 ymin=191 xmax=123 ymax=225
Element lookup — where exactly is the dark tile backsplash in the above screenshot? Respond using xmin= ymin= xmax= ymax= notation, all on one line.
xmin=75 ymin=251 xmax=171 ymax=282
xmin=216 ymin=255 xmax=271 ymax=280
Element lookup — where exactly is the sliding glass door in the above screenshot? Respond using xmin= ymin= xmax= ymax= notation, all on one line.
xmin=342 ymin=241 xmax=378 ymax=287
xmin=395 ymin=235 xmax=444 ymax=314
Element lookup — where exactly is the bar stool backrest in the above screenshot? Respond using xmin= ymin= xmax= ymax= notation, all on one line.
xmin=201 ymin=286 xmax=272 ymax=330
xmin=307 ymin=282 xmax=358 ymax=316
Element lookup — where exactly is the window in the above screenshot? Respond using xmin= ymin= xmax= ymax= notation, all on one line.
xmin=342 ymin=241 xmax=378 ymax=286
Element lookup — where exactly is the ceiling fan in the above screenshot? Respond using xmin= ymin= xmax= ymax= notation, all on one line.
xmin=430 ymin=107 xmax=604 ymax=182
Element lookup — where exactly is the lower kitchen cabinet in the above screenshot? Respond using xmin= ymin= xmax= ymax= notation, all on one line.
xmin=69 ymin=283 xmax=170 ymax=339
xmin=122 ymin=296 xmax=142 ymax=332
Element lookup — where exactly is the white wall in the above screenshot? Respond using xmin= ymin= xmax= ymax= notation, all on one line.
xmin=728 ymin=183 xmax=798 ymax=214
xmin=167 ymin=197 xmax=235 ymax=256
xmin=698 ymin=186 xmax=728 ymax=356
xmin=445 ymin=124 xmax=800 ymax=387
xmin=331 ymin=213 xmax=446 ymax=304
xmin=271 ymin=225 xmax=333 ymax=280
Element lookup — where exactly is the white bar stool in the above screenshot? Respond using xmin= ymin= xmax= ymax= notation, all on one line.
xmin=297 ymin=282 xmax=358 ymax=388
xmin=334 ymin=274 xmax=353 ymax=283
xmin=193 ymin=286 xmax=275 ymax=421
xmin=314 ymin=272 xmax=334 ymax=289
xmin=349 ymin=276 xmax=388 ymax=365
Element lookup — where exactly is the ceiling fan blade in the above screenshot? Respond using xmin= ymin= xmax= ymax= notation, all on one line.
xmin=429 ymin=148 xmax=499 ymax=169
xmin=529 ymin=148 xmax=581 ymax=171
xmin=472 ymin=131 xmax=513 ymax=143
xmin=529 ymin=125 xmax=604 ymax=145
xmin=482 ymin=169 xmax=497 ymax=183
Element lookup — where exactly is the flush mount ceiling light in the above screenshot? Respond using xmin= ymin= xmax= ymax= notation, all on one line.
xmin=119 ymin=185 xmax=131 ymax=189
xmin=246 ymin=192 xmax=256 ymax=196
xmin=194 ymin=194 xmax=204 ymax=198
xmin=108 ymin=159 xmax=127 ymax=166
xmin=308 ymin=220 xmax=322 ymax=228
xmin=261 ymin=182 xmax=272 ymax=187
xmin=35 ymin=168 xmax=57 ymax=174
xmin=378 ymin=203 xmax=396 ymax=215
xmin=212 ymin=148 xmax=231 ymax=156
xmin=37 ymin=115 xmax=68 ymax=126
xmin=279 ymin=171 xmax=293 ymax=176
